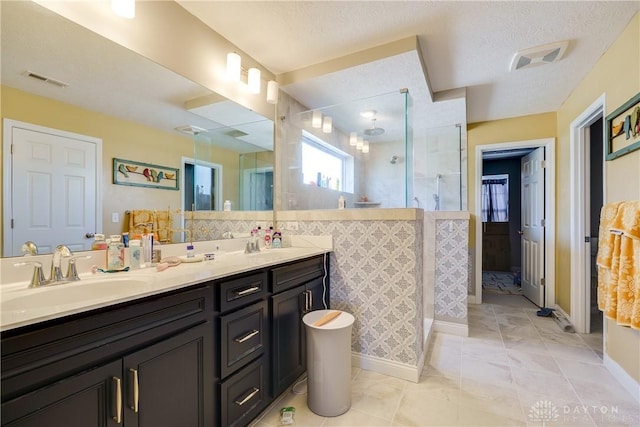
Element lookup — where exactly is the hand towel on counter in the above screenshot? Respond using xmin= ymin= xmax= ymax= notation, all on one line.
xmin=128 ymin=209 xmax=173 ymax=244
xmin=596 ymin=201 xmax=640 ymax=330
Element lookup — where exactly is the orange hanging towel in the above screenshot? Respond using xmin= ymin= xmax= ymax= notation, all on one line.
xmin=596 ymin=201 xmax=640 ymax=329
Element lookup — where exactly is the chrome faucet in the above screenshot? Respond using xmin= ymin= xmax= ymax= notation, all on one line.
xmin=14 ymin=245 xmax=90 ymax=288
xmin=21 ymin=241 xmax=39 ymax=256
xmin=50 ymin=245 xmax=72 ymax=282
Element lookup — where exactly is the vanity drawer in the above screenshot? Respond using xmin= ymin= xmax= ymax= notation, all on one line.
xmin=220 ymin=300 xmax=267 ymax=379
xmin=270 ymin=255 xmax=325 ymax=293
xmin=220 ymin=355 xmax=268 ymax=427
xmin=219 ymin=271 xmax=268 ymax=313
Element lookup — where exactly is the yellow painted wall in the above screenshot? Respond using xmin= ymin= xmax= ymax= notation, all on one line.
xmin=1 ymin=86 xmax=240 ymax=242
xmin=467 ymin=112 xmax=557 ymax=249
xmin=556 ymin=13 xmax=640 ymax=382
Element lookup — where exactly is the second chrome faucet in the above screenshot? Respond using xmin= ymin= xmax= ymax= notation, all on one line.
xmin=14 ymin=245 xmax=90 ymax=288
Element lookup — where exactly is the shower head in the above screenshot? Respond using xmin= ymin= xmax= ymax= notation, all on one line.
xmin=390 ymin=155 xmax=399 ymax=164
xmin=364 ymin=118 xmax=385 ymax=136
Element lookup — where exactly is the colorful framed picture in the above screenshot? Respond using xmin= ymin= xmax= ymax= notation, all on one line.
xmin=113 ymin=158 xmax=179 ymax=190
xmin=606 ymin=92 xmax=640 ymax=161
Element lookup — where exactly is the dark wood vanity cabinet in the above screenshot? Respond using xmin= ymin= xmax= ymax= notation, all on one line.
xmin=1 ymin=253 xmax=330 ymax=427
xmin=1 ymin=286 xmax=215 ymax=427
xmin=271 ymin=256 xmax=328 ymax=397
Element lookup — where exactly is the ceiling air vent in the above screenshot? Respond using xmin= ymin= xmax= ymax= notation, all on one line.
xmin=175 ymin=125 xmax=207 ymax=135
xmin=224 ymin=129 xmax=248 ymax=138
xmin=23 ymin=70 xmax=69 ymax=88
xmin=509 ymin=40 xmax=569 ymax=72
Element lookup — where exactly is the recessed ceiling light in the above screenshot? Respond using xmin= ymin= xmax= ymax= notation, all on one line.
xmin=360 ymin=110 xmax=377 ymax=118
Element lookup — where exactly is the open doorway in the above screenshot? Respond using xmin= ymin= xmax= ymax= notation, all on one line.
xmin=570 ymin=95 xmax=605 ymax=339
xmin=474 ymin=138 xmax=556 ymax=307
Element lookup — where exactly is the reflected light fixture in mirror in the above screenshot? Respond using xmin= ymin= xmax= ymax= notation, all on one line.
xmin=322 ymin=116 xmax=332 ymax=133
xmin=350 ymin=132 xmax=357 ymax=146
xmin=312 ymin=111 xmax=322 ymax=128
xmin=356 ymin=136 xmax=364 ymax=150
xmin=266 ymin=80 xmax=279 ymax=104
xmin=362 ymin=140 xmax=370 ymax=153
xmin=226 ymin=52 xmax=241 ymax=82
xmin=248 ymin=68 xmax=261 ymax=94
xmin=111 ymin=0 xmax=135 ymax=19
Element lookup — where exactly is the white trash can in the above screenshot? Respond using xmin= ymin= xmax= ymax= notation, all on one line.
xmin=302 ymin=309 xmax=355 ymax=417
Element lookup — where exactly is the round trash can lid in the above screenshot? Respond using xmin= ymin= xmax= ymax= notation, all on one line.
xmin=303 ymin=309 xmax=354 ymax=329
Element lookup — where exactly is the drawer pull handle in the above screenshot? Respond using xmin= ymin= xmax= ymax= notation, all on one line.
xmin=236 ymin=286 xmax=260 ymax=296
xmin=129 ymin=368 xmax=139 ymax=413
xmin=235 ymin=387 xmax=260 ymax=406
xmin=235 ymin=329 xmax=260 ymax=343
xmin=112 ymin=376 xmax=122 ymax=424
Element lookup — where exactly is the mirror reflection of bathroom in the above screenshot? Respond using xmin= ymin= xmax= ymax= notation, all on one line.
xmin=284 ymin=90 xmax=463 ymax=211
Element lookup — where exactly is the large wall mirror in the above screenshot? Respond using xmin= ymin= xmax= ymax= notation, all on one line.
xmin=1 ymin=1 xmax=274 ymax=257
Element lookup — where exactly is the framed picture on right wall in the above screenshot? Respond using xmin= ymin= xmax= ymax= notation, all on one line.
xmin=606 ymin=92 xmax=640 ymax=161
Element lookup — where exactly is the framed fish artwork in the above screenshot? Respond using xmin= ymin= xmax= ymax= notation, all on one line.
xmin=113 ymin=158 xmax=179 ymax=190
xmin=606 ymin=92 xmax=640 ymax=161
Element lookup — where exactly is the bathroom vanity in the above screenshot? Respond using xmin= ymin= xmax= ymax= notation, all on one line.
xmin=0 ymin=250 xmax=330 ymax=427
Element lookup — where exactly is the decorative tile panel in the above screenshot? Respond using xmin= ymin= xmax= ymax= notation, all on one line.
xmin=435 ymin=219 xmax=468 ymax=320
xmin=294 ymin=220 xmax=423 ymax=365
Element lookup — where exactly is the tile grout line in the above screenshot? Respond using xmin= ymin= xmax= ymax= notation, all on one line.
xmin=493 ymin=303 xmax=529 ymax=426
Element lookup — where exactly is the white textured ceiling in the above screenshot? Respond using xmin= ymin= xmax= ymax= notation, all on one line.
xmin=178 ymin=1 xmax=640 ymax=124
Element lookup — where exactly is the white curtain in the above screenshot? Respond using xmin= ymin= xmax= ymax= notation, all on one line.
xmin=481 ymin=178 xmax=509 ymax=222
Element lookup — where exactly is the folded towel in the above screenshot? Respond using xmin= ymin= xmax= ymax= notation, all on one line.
xmin=128 ymin=209 xmax=173 ymax=244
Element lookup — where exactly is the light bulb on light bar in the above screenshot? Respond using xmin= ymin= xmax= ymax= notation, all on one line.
xmin=266 ymin=80 xmax=279 ymax=104
xmin=350 ymin=132 xmax=357 ymax=146
xmin=248 ymin=68 xmax=261 ymax=94
xmin=226 ymin=52 xmax=241 ymax=82
xmin=111 ymin=0 xmax=135 ymax=18
xmin=362 ymin=140 xmax=370 ymax=153
xmin=322 ymin=116 xmax=333 ymax=133
xmin=356 ymin=137 xmax=363 ymax=150
xmin=312 ymin=111 xmax=322 ymax=128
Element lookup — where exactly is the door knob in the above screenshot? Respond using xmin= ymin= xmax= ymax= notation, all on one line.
xmin=517 ymin=230 xmax=524 ymax=235
xmin=85 ymin=232 xmax=95 ymax=238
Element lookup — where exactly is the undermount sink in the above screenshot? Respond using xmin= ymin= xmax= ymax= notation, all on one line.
xmin=2 ymin=277 xmax=154 ymax=311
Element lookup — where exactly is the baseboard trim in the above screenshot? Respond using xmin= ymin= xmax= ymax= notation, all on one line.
xmin=553 ymin=304 xmax=571 ymax=321
xmin=352 ymin=352 xmax=421 ymax=383
xmin=468 ymin=294 xmax=480 ymax=304
xmin=604 ymin=352 xmax=640 ymax=401
xmin=434 ymin=319 xmax=469 ymax=337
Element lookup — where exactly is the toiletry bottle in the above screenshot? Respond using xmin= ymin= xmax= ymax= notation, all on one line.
xmin=224 ymin=200 xmax=231 ymax=211
xmin=122 ymin=232 xmax=129 ymax=248
xmin=129 ymin=239 xmax=141 ymax=269
xmin=141 ymin=234 xmax=151 ymax=268
xmin=92 ymin=233 xmax=107 ymax=250
xmin=107 ymin=234 xmax=125 ymax=270
xmin=187 ymin=244 xmax=194 ymax=258
xmin=338 ymin=195 xmax=345 ymax=209
xmin=272 ymin=231 xmax=282 ymax=248
xmin=264 ymin=226 xmax=273 ymax=249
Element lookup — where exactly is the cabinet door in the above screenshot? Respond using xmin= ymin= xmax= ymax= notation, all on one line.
xmin=123 ymin=323 xmax=214 ymax=427
xmin=1 ymin=360 xmax=122 ymax=427
xmin=270 ymin=285 xmax=305 ymax=397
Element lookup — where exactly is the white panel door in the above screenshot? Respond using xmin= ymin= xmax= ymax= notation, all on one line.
xmin=5 ymin=121 xmax=100 ymax=256
xmin=521 ymin=147 xmax=546 ymax=306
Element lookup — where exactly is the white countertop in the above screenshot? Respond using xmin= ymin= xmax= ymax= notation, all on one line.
xmin=1 ymin=246 xmax=329 ymax=332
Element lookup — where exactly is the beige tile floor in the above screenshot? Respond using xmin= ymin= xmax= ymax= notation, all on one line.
xmin=252 ymin=295 xmax=639 ymax=427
